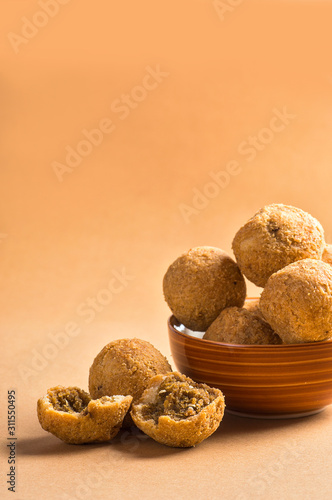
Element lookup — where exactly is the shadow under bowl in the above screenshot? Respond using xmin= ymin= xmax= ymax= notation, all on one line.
xmin=168 ymin=315 xmax=332 ymax=418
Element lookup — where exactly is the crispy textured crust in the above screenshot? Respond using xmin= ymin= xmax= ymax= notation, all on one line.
xmin=322 ymin=244 xmax=332 ymax=266
xmin=260 ymin=259 xmax=332 ymax=343
xmin=37 ymin=386 xmax=132 ymax=444
xmin=232 ymin=204 xmax=325 ymax=287
xmin=131 ymin=372 xmax=225 ymax=448
xmin=203 ymin=307 xmax=281 ymax=345
xmin=163 ymin=246 xmax=246 ymax=331
xmin=89 ymin=338 xmax=172 ymax=402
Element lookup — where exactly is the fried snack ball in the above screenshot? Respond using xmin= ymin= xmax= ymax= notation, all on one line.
xmin=322 ymin=244 xmax=332 ymax=266
xmin=260 ymin=259 xmax=332 ymax=343
xmin=232 ymin=204 xmax=325 ymax=287
xmin=37 ymin=386 xmax=132 ymax=444
xmin=203 ymin=307 xmax=281 ymax=345
xmin=130 ymin=372 xmax=225 ymax=448
xmin=163 ymin=246 xmax=246 ymax=331
xmin=89 ymin=338 xmax=172 ymax=405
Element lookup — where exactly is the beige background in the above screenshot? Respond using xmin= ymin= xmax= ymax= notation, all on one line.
xmin=1 ymin=1 xmax=332 ymax=498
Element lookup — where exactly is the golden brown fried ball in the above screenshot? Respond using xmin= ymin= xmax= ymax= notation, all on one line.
xmin=260 ymin=259 xmax=332 ymax=343
xmin=232 ymin=204 xmax=325 ymax=287
xmin=203 ymin=307 xmax=281 ymax=345
xmin=163 ymin=246 xmax=246 ymax=331
xmin=130 ymin=372 xmax=225 ymax=447
xmin=322 ymin=244 xmax=332 ymax=266
xmin=37 ymin=386 xmax=132 ymax=444
xmin=89 ymin=338 xmax=172 ymax=405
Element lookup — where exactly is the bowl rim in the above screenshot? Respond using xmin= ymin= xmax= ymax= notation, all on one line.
xmin=168 ymin=315 xmax=332 ymax=350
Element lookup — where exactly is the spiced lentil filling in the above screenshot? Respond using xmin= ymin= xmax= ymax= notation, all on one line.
xmin=141 ymin=374 xmax=216 ymax=424
xmin=48 ymin=387 xmax=91 ymax=414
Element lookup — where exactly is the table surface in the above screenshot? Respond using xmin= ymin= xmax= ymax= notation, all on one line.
xmin=1 ymin=1 xmax=332 ymax=499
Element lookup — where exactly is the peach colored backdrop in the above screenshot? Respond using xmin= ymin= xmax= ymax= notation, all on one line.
xmin=1 ymin=1 xmax=332 ymax=499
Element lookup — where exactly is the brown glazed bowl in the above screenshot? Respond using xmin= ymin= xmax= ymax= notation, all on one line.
xmin=168 ymin=312 xmax=332 ymax=418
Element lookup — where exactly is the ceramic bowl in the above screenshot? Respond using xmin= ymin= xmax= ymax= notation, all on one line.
xmin=168 ymin=310 xmax=332 ymax=418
